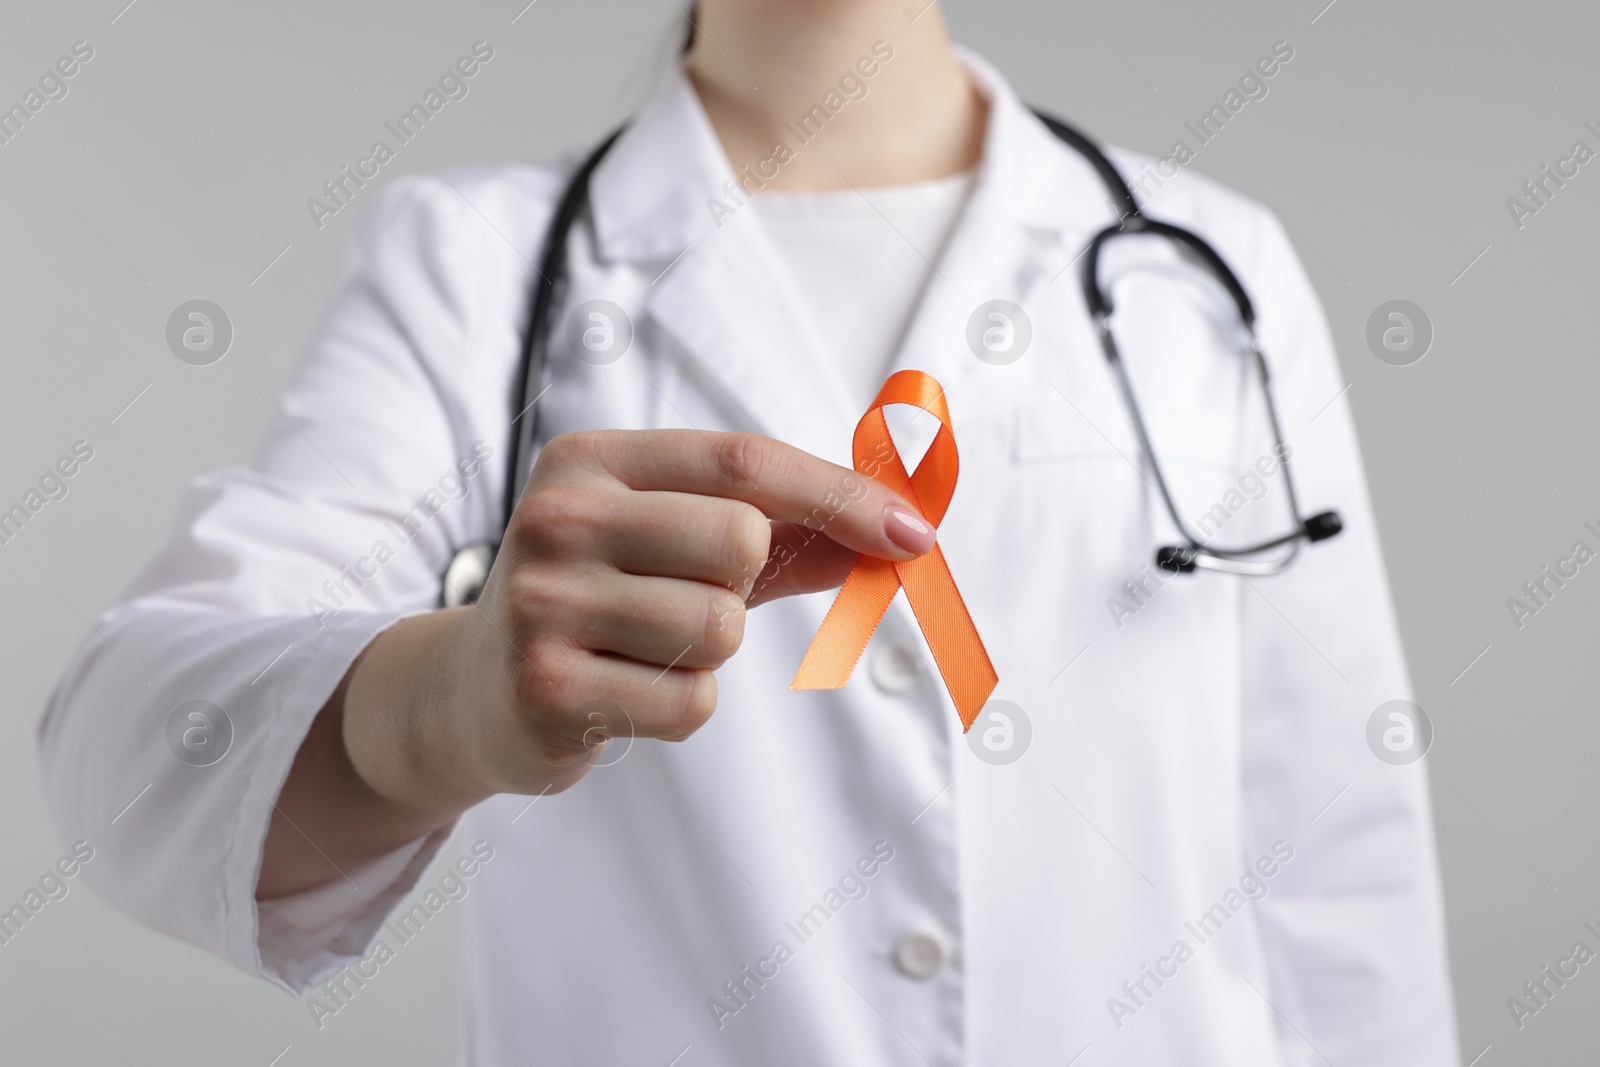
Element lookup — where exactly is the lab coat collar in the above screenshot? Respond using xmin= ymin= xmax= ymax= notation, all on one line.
xmin=585 ymin=46 xmax=1123 ymax=459
xmin=590 ymin=47 xmax=1122 ymax=261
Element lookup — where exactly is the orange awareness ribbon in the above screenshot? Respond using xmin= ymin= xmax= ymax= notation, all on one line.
xmin=791 ymin=370 xmax=998 ymax=732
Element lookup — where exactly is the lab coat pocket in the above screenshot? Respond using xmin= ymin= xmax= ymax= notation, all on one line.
xmin=1009 ymin=396 xmax=1137 ymax=467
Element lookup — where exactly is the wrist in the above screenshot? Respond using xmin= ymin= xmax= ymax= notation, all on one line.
xmin=342 ymin=610 xmax=495 ymax=824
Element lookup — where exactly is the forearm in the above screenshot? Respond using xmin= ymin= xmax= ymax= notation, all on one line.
xmin=256 ymin=609 xmax=492 ymax=899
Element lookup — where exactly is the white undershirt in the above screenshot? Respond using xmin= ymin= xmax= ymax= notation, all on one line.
xmin=750 ymin=170 xmax=976 ymax=411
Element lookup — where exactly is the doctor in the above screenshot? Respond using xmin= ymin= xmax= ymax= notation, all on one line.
xmin=39 ymin=0 xmax=1459 ymax=1063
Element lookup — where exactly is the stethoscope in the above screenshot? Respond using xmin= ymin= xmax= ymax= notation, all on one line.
xmin=440 ymin=110 xmax=1340 ymax=609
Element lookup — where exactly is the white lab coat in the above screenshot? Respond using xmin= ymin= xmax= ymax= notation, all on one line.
xmin=38 ymin=50 xmax=1459 ymax=1066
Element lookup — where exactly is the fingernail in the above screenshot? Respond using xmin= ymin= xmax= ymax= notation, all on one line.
xmin=884 ymin=506 xmax=936 ymax=555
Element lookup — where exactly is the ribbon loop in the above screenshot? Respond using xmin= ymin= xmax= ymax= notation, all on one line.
xmin=792 ymin=370 xmax=998 ymax=731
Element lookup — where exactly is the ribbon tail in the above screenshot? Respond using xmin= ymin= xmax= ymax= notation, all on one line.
xmin=897 ymin=546 xmax=998 ymax=732
xmin=791 ymin=556 xmax=900 ymax=691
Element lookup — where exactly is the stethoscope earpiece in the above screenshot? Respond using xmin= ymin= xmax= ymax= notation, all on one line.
xmin=1156 ymin=508 xmax=1344 ymax=579
xmin=1155 ymin=545 xmax=1198 ymax=575
xmin=1303 ymin=510 xmax=1343 ymax=543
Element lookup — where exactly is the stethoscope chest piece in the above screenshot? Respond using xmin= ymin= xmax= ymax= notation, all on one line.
xmin=441 ymin=542 xmax=497 ymax=608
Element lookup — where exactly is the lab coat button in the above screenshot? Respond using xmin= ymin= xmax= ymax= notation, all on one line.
xmin=870 ymin=643 xmax=924 ymax=693
xmin=893 ymin=931 xmax=945 ymax=979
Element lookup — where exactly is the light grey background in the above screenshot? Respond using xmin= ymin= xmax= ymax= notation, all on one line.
xmin=1 ymin=0 xmax=1593 ymax=1062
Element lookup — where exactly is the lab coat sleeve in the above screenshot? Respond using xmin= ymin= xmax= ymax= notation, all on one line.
xmin=36 ymin=173 xmax=522 ymax=994
xmin=1235 ymin=211 xmax=1460 ymax=1064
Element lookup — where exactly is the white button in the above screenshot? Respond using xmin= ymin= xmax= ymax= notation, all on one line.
xmin=893 ymin=931 xmax=946 ymax=980
xmin=870 ymin=643 xmax=926 ymax=694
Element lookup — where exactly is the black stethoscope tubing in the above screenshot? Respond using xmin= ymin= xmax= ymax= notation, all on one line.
xmin=441 ymin=108 xmax=1339 ymax=608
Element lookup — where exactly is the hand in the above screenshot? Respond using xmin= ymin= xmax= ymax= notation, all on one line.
xmin=262 ymin=429 xmax=935 ymax=897
xmin=375 ymin=430 xmax=936 ymax=805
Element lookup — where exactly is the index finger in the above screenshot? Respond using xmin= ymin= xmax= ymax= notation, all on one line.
xmin=587 ymin=429 xmax=936 ymax=561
